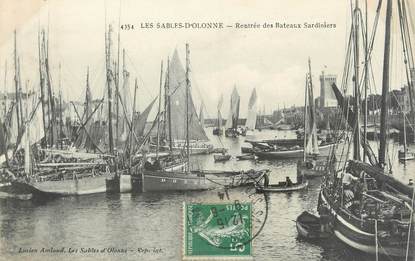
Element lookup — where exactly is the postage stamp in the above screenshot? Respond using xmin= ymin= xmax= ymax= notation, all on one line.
xmin=183 ymin=202 xmax=252 ymax=259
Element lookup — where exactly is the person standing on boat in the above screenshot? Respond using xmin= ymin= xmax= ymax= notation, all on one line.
xmin=285 ymin=176 xmax=293 ymax=187
xmin=296 ymin=171 xmax=304 ymax=184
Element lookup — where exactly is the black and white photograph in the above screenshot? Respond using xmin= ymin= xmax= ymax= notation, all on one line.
xmin=0 ymin=0 xmax=414 ymax=260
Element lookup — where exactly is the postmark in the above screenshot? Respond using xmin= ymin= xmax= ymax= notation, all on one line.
xmin=183 ymin=172 xmax=270 ymax=259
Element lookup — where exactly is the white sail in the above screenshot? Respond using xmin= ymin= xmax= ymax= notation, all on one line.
xmin=18 ymin=100 xmax=44 ymax=150
xmin=226 ymin=87 xmax=240 ymax=129
xmin=245 ymin=88 xmax=257 ymax=130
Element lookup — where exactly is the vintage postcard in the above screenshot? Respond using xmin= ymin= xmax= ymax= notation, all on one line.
xmin=0 ymin=0 xmax=415 ymax=260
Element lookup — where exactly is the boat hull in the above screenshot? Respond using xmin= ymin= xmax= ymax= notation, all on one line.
xmin=295 ymin=211 xmax=331 ymax=239
xmin=320 ymin=191 xmax=413 ymax=257
xmin=296 ymin=160 xmax=329 ymax=178
xmin=13 ymin=172 xmax=115 ymax=196
xmin=133 ymin=169 xmax=267 ymax=192
xmin=255 ymin=143 xmax=335 ymax=159
xmin=214 ymin=154 xmax=231 ymax=162
xmin=256 ymin=181 xmax=308 ymax=192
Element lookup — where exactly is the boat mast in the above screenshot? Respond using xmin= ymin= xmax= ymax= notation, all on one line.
xmin=3 ymin=61 xmax=7 ymax=117
xmin=303 ymin=71 xmax=308 ymax=162
xmin=129 ymin=78 xmax=138 ymax=167
xmin=59 ymin=63 xmax=63 ymax=149
xmin=403 ymin=96 xmax=407 ymax=156
xmin=23 ymin=80 xmax=30 ymax=175
xmin=166 ymin=57 xmax=173 ymax=152
xmin=38 ymin=30 xmax=48 ymax=148
xmin=3 ymin=61 xmax=9 ymax=167
xmin=13 ymin=30 xmax=21 ymax=133
xmin=379 ymin=0 xmax=392 ymax=168
xmin=353 ymin=0 xmax=361 ymax=161
xmin=163 ymin=61 xmax=168 ymax=144
xmin=363 ymin=0 xmax=369 ymax=162
xmin=185 ymin=44 xmax=190 ymax=171
xmin=156 ymin=61 xmax=163 ymax=159
xmin=115 ymin=6 xmax=121 ymax=150
xmin=106 ymin=25 xmax=114 ymax=154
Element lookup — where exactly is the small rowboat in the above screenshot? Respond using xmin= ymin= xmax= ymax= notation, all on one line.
xmin=398 ymin=149 xmax=415 ymax=161
xmin=241 ymin=146 xmax=254 ymax=154
xmin=296 ymin=211 xmax=331 ymax=239
xmin=236 ymin=155 xmax=257 ymax=161
xmin=255 ymin=143 xmax=335 ymax=159
xmin=213 ymin=154 xmax=231 ymax=162
xmin=0 ymin=191 xmax=33 ymax=200
xmin=255 ymin=180 xmax=308 ymax=192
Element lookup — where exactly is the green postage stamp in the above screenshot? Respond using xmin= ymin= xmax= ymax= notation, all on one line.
xmin=183 ymin=202 xmax=252 ymax=259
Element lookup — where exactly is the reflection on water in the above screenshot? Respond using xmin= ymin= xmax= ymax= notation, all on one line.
xmin=0 ymin=129 xmax=414 ymax=261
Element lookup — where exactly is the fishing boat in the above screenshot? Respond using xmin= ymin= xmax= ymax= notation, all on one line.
xmin=225 ymin=87 xmax=243 ymax=137
xmin=398 ymin=95 xmax=415 ymax=161
xmin=132 ymin=45 xmax=269 ymax=192
xmin=295 ymin=211 xmax=332 ymax=239
xmin=254 ymin=142 xmax=335 ymax=159
xmin=135 ymin=167 xmax=268 ymax=192
xmin=399 ymin=149 xmax=415 ymax=161
xmin=296 ymin=59 xmax=335 ymax=178
xmin=10 ymin=26 xmax=122 ymax=197
xmin=319 ymin=0 xmax=415 ymax=258
xmin=244 ymin=88 xmax=257 ymax=135
xmin=211 ymin=147 xmax=227 ymax=154
xmin=240 ymin=146 xmax=254 ymax=154
xmin=246 ymin=138 xmax=304 ymax=148
xmin=256 ymin=180 xmax=308 ymax=193
xmin=213 ymin=153 xmax=231 ymax=162
xmin=297 ymin=159 xmax=330 ymax=178
xmin=212 ymin=95 xmax=224 ymax=136
xmin=154 ymin=48 xmax=212 ymax=154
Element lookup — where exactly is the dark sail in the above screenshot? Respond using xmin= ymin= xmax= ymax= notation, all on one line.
xmin=166 ymin=49 xmax=208 ymax=141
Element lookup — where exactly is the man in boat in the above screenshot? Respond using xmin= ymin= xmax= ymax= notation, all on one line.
xmin=319 ymin=205 xmax=331 ymax=233
xmin=296 ymin=171 xmax=304 ymax=184
xmin=285 ymin=176 xmax=293 ymax=187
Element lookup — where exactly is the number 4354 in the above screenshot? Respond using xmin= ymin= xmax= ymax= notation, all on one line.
xmin=120 ymin=24 xmax=135 ymax=30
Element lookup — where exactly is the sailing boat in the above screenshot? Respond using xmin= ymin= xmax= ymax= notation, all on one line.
xmin=225 ymin=87 xmax=245 ymax=137
xmin=212 ymin=94 xmax=224 ymax=136
xmin=398 ymin=95 xmax=415 ymax=161
xmin=296 ymin=59 xmax=332 ymax=178
xmin=150 ymin=49 xmax=213 ymax=155
xmin=134 ymin=45 xmax=268 ymax=192
xmin=319 ymin=0 xmax=415 ymax=258
xmin=245 ymin=88 xmax=257 ymax=134
xmin=11 ymin=26 xmax=118 ymax=196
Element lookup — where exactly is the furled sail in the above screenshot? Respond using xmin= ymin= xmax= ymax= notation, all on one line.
xmin=166 ymin=49 xmax=208 ymax=141
xmin=305 ymin=74 xmax=319 ymax=155
xmin=120 ymin=70 xmax=132 ymax=142
xmin=6 ymin=103 xmax=19 ymax=145
xmin=217 ymin=94 xmax=223 ymax=129
xmin=245 ymin=88 xmax=257 ymax=130
xmin=225 ymin=87 xmax=240 ymax=129
xmin=74 ymin=70 xmax=93 ymax=149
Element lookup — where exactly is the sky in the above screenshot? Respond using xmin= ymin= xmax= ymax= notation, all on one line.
xmin=0 ymin=0 xmax=414 ymax=119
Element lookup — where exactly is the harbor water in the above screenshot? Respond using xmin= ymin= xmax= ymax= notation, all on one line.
xmin=1 ymin=129 xmax=414 ymax=261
